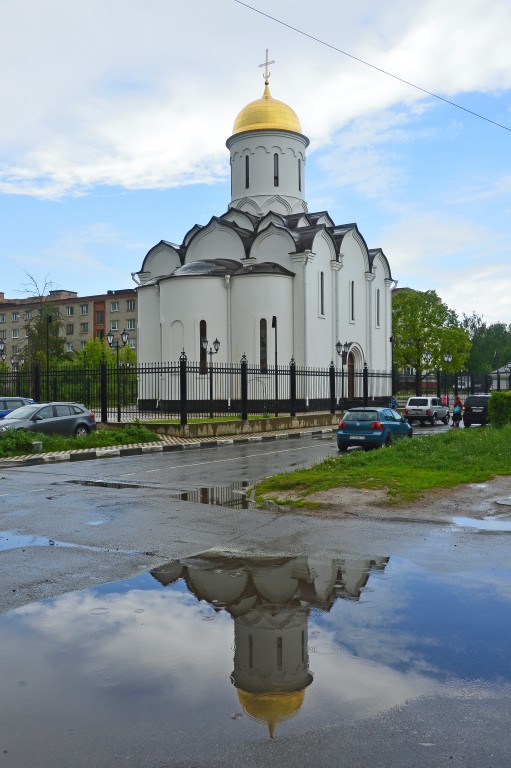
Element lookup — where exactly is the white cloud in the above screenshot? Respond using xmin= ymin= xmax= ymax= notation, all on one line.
xmin=1 ymin=0 xmax=511 ymax=197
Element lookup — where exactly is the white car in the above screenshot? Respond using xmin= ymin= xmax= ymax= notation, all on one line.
xmin=404 ymin=396 xmax=450 ymax=426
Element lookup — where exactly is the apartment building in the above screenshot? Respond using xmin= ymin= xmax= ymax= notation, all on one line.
xmin=0 ymin=288 xmax=137 ymax=360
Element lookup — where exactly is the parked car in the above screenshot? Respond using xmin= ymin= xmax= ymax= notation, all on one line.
xmin=0 ymin=397 xmax=35 ymax=419
xmin=337 ymin=406 xmax=412 ymax=451
xmin=404 ymin=396 xmax=450 ymax=426
xmin=0 ymin=402 xmax=96 ymax=437
xmin=462 ymin=394 xmax=491 ymax=427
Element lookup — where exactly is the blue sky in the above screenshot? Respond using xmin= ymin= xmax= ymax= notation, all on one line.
xmin=1 ymin=0 xmax=510 ymax=323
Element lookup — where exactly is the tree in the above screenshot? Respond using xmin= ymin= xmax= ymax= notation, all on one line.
xmin=21 ymin=274 xmax=66 ymax=368
xmin=462 ymin=314 xmax=511 ymax=375
xmin=392 ymin=289 xmax=470 ymax=393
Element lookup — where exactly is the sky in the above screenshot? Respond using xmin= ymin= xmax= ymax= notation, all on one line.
xmin=1 ymin=0 xmax=510 ymax=324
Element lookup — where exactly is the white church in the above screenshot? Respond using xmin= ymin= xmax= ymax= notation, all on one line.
xmin=132 ymin=57 xmax=394 ymax=383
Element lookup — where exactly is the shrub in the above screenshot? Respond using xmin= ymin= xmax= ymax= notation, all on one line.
xmin=0 ymin=429 xmax=36 ymax=457
xmin=488 ymin=391 xmax=511 ymax=427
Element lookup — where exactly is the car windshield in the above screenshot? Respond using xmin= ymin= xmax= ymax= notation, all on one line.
xmin=344 ymin=411 xmax=379 ymax=422
xmin=3 ymin=405 xmax=41 ymax=420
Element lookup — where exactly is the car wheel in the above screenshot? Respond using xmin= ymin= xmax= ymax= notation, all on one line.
xmin=442 ymin=416 xmax=449 ymax=425
xmin=337 ymin=445 xmax=348 ymax=452
xmin=384 ymin=434 xmax=393 ymax=448
xmin=429 ymin=414 xmax=437 ymax=426
xmin=74 ymin=425 xmax=89 ymax=437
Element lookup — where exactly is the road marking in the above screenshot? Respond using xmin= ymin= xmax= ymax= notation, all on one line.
xmin=118 ymin=443 xmax=329 ymax=477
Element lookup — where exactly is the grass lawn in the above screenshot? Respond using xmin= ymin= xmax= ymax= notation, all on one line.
xmin=255 ymin=425 xmax=511 ymax=506
xmin=0 ymin=424 xmax=159 ymax=458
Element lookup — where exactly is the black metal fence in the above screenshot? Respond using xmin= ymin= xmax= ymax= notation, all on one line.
xmin=0 ymin=359 xmax=497 ymax=424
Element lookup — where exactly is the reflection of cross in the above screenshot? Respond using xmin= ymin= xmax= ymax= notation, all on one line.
xmin=258 ymin=49 xmax=275 ymax=82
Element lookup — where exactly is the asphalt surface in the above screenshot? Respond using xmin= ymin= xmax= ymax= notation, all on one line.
xmin=1 ymin=427 xmax=510 ymax=768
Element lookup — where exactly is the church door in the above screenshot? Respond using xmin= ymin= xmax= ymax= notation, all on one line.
xmin=347 ymin=354 xmax=355 ymax=401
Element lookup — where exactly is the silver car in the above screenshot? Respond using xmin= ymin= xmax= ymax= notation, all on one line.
xmin=0 ymin=402 xmax=97 ymax=437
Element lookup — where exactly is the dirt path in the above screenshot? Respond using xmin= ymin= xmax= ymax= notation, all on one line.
xmin=262 ymin=476 xmax=511 ymax=523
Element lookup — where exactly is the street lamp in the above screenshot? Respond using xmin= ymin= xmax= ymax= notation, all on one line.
xmin=106 ymin=328 xmax=129 ymax=422
xmin=336 ymin=341 xmax=352 ymax=407
xmin=443 ymin=353 xmax=452 ymax=404
xmin=421 ymin=351 xmax=432 ymax=395
xmin=494 ymin=351 xmax=501 ymax=391
xmin=201 ymin=337 xmax=220 ymax=419
xmin=10 ymin=352 xmax=25 ymax=396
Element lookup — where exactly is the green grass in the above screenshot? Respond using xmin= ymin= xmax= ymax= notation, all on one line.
xmin=254 ymin=425 xmax=511 ymax=506
xmin=0 ymin=424 xmax=160 ymax=458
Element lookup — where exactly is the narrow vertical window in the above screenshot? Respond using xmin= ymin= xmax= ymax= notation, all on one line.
xmin=277 ymin=637 xmax=283 ymax=670
xmin=273 ymin=153 xmax=279 ymax=186
xmin=376 ymin=289 xmax=380 ymax=327
xmin=248 ymin=635 xmax=253 ymax=669
xmin=298 ymin=158 xmax=301 ymax=192
xmin=320 ymin=271 xmax=325 ymax=315
xmin=350 ymin=281 xmax=355 ymax=322
xmin=260 ymin=318 xmax=268 ymax=373
xmin=245 ymin=155 xmax=249 ymax=189
xmin=200 ymin=320 xmax=207 ymax=373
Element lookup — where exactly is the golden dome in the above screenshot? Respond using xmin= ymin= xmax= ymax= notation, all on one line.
xmin=232 ymin=82 xmax=302 ymax=135
xmin=237 ymin=689 xmax=306 ymax=739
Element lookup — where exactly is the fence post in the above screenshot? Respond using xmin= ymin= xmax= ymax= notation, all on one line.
xmin=179 ymin=350 xmax=188 ymax=426
xmin=240 ymin=354 xmax=248 ymax=421
xmin=329 ymin=360 xmax=336 ymax=414
xmin=33 ymin=363 xmax=41 ymax=402
xmin=289 ymin=358 xmax=296 ymax=417
xmin=363 ymin=363 xmax=369 ymax=406
xmin=100 ymin=361 xmax=108 ymax=423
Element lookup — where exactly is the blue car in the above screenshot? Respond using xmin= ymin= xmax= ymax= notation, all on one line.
xmin=0 ymin=397 xmax=35 ymax=419
xmin=337 ymin=406 xmax=412 ymax=451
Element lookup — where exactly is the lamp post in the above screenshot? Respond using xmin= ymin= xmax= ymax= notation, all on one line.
xmin=201 ymin=337 xmax=220 ymax=419
xmin=335 ymin=341 xmax=351 ymax=407
xmin=106 ymin=328 xmax=129 ymax=422
xmin=271 ymin=316 xmax=278 ymax=416
xmin=443 ymin=353 xmax=452 ymax=404
xmin=11 ymin=352 xmax=25 ymax=396
xmin=45 ymin=312 xmax=52 ymax=400
xmin=422 ymin=351 xmax=432 ymax=395
xmin=494 ymin=351 xmax=501 ymax=391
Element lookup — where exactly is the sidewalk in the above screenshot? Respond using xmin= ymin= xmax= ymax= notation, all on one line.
xmin=0 ymin=425 xmax=338 ymax=467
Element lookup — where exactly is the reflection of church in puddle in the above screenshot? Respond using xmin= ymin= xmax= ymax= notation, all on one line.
xmin=151 ymin=553 xmax=388 ymax=737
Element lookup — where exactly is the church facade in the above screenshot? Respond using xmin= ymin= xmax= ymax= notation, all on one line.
xmin=132 ymin=67 xmax=394 ymax=382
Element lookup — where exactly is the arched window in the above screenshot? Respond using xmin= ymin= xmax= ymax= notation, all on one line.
xmin=199 ymin=320 xmax=207 ymax=373
xmin=298 ymin=158 xmax=302 ymax=192
xmin=350 ymin=281 xmax=355 ymax=322
xmin=245 ymin=155 xmax=249 ymax=189
xmin=273 ymin=153 xmax=279 ymax=186
xmin=376 ymin=288 xmax=380 ymax=327
xmin=260 ymin=318 xmax=268 ymax=373
xmin=319 ymin=271 xmax=325 ymax=316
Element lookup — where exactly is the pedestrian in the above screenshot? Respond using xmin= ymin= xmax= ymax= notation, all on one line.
xmin=452 ymin=395 xmax=463 ymax=427
xmin=442 ymin=394 xmax=448 ymax=407
xmin=389 ymin=395 xmax=398 ymax=409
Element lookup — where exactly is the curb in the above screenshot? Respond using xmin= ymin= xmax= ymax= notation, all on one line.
xmin=0 ymin=428 xmax=338 ymax=468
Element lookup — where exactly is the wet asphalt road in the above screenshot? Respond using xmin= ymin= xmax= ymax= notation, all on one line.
xmin=1 ymin=428 xmax=510 ymax=768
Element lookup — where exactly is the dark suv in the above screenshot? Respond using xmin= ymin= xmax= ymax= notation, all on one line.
xmin=462 ymin=394 xmax=491 ymax=427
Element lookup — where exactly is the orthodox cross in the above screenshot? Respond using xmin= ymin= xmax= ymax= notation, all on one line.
xmin=258 ymin=49 xmax=275 ymax=82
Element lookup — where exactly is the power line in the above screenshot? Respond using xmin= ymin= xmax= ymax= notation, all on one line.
xmin=233 ymin=0 xmax=511 ymax=133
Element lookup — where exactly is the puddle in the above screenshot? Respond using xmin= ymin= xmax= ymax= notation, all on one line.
xmin=452 ymin=516 xmax=511 ymax=532
xmin=168 ymin=481 xmax=253 ymax=508
xmin=0 ymin=551 xmax=510 ymax=766
xmin=0 ymin=530 xmax=141 ymax=554
xmin=69 ymin=479 xmax=254 ymax=509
